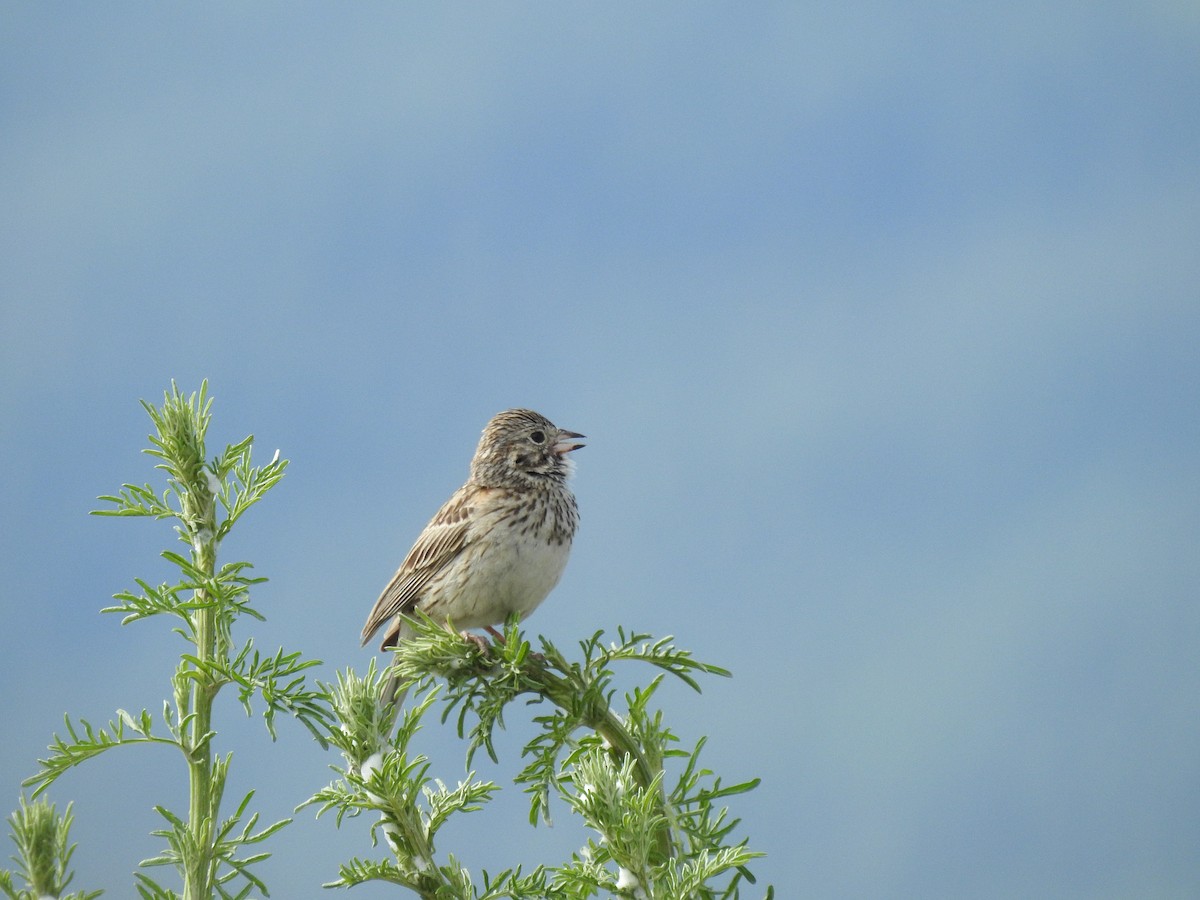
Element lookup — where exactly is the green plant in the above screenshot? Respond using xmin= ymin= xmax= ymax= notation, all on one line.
xmin=23 ymin=382 xmax=331 ymax=899
xmin=15 ymin=382 xmax=772 ymax=898
xmin=0 ymin=797 xmax=101 ymax=900
xmin=307 ymin=614 xmax=772 ymax=899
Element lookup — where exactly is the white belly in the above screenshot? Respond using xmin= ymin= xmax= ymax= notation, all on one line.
xmin=431 ymin=526 xmax=571 ymax=630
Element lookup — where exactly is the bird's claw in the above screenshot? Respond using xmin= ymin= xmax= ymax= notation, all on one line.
xmin=460 ymin=630 xmax=491 ymax=655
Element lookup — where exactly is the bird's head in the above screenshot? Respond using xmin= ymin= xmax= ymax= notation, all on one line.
xmin=471 ymin=408 xmax=584 ymax=486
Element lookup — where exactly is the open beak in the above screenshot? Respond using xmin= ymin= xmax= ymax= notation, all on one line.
xmin=553 ymin=429 xmax=586 ymax=454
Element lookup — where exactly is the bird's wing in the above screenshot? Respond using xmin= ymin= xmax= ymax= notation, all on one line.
xmin=360 ymin=485 xmax=476 ymax=648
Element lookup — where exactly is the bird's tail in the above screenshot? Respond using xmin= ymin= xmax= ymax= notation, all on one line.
xmin=381 ymin=618 xmax=415 ymax=712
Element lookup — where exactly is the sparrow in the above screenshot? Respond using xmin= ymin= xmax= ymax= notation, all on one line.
xmin=361 ymin=409 xmax=583 ymax=655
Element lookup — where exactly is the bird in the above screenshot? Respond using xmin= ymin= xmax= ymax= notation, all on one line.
xmin=361 ymin=408 xmax=584 ymax=659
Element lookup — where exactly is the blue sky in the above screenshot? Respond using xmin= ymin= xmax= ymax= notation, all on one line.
xmin=2 ymin=4 xmax=1198 ymax=897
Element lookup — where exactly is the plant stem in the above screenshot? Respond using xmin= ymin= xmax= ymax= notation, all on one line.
xmin=184 ymin=485 xmax=218 ymax=900
xmin=531 ymin=663 xmax=680 ymax=862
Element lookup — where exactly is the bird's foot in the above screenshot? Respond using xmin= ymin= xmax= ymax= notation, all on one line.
xmin=460 ymin=631 xmax=491 ymax=655
xmin=482 ymin=625 xmax=548 ymax=663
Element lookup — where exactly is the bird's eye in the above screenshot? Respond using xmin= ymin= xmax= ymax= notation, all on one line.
xmin=530 ymin=430 xmax=546 ymax=444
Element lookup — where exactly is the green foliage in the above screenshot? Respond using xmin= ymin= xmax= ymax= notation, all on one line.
xmin=11 ymin=383 xmax=772 ymax=898
xmin=137 ymin=778 xmax=289 ymax=900
xmin=305 ymin=661 xmax=502 ymax=894
xmin=307 ymin=615 xmax=772 ymax=899
xmin=21 ymin=382 xmax=331 ymax=899
xmin=0 ymin=797 xmax=101 ymax=900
